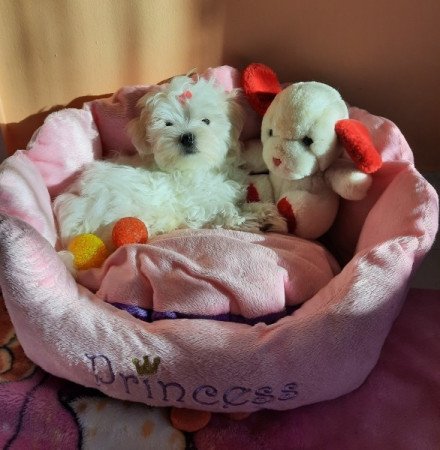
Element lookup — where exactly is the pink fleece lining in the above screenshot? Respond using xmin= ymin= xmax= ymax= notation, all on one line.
xmin=0 ymin=66 xmax=438 ymax=412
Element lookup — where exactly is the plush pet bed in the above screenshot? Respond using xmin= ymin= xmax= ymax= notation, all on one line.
xmin=2 ymin=288 xmax=439 ymax=448
xmin=0 ymin=67 xmax=438 ymax=414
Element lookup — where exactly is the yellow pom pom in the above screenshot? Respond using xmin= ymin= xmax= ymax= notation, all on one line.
xmin=67 ymin=234 xmax=109 ymax=270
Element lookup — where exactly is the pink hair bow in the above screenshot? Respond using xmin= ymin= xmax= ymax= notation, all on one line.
xmin=178 ymin=90 xmax=193 ymax=104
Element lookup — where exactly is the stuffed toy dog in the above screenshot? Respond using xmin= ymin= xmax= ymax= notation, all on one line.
xmin=242 ymin=63 xmax=382 ymax=239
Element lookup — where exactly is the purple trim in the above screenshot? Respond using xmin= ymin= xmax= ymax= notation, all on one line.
xmin=111 ymin=303 xmax=151 ymax=322
xmin=110 ymin=303 xmax=300 ymax=326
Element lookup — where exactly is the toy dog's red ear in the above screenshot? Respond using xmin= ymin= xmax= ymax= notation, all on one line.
xmin=335 ymin=119 xmax=383 ymax=173
xmin=242 ymin=63 xmax=282 ymax=116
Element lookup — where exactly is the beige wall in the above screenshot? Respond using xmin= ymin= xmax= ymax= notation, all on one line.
xmin=1 ymin=0 xmax=439 ymax=170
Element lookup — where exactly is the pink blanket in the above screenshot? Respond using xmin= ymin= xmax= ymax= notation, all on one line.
xmin=0 ymin=66 xmax=438 ymax=413
xmin=77 ymin=229 xmax=338 ymax=321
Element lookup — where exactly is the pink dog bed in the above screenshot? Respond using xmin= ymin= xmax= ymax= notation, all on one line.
xmin=0 ymin=67 xmax=438 ymax=413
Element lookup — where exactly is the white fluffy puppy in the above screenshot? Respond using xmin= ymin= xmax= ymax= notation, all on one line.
xmin=54 ymin=75 xmax=285 ymax=251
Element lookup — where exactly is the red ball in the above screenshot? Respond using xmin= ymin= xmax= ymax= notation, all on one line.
xmin=112 ymin=217 xmax=148 ymax=248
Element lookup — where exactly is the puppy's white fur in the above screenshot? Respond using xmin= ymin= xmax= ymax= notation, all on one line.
xmin=54 ymin=76 xmax=285 ymax=252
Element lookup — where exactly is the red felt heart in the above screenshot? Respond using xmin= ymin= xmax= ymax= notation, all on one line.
xmin=335 ymin=119 xmax=383 ymax=173
xmin=242 ymin=63 xmax=282 ymax=116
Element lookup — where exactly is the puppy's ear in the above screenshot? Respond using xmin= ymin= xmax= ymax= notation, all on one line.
xmin=127 ymin=87 xmax=163 ymax=155
xmin=127 ymin=93 xmax=153 ymax=155
xmin=226 ymin=89 xmax=244 ymax=144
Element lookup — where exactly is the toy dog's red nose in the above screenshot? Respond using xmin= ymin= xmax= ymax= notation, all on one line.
xmin=273 ymin=157 xmax=282 ymax=167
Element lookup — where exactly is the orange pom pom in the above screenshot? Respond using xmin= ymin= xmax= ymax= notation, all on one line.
xmin=170 ymin=407 xmax=212 ymax=432
xmin=112 ymin=217 xmax=148 ymax=248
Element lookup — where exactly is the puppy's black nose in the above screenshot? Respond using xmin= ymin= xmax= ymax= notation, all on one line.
xmin=180 ymin=133 xmax=195 ymax=148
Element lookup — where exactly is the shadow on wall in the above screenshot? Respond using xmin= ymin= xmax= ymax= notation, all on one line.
xmin=220 ymin=0 xmax=440 ymax=171
xmin=0 ymin=132 xmax=6 ymax=162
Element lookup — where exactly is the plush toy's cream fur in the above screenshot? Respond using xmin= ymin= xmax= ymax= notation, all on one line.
xmin=54 ymin=76 xmax=285 ymax=252
xmin=257 ymin=82 xmax=372 ymax=239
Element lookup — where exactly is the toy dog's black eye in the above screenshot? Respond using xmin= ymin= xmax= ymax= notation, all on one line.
xmin=165 ymin=121 xmax=173 ymax=126
xmin=202 ymin=118 xmax=210 ymax=125
xmin=268 ymin=129 xmax=273 ymax=137
xmin=302 ymin=136 xmax=313 ymax=146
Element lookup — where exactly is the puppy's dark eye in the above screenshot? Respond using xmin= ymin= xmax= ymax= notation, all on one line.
xmin=165 ymin=121 xmax=173 ymax=126
xmin=268 ymin=129 xmax=273 ymax=137
xmin=302 ymin=136 xmax=313 ymax=146
xmin=202 ymin=118 xmax=210 ymax=125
